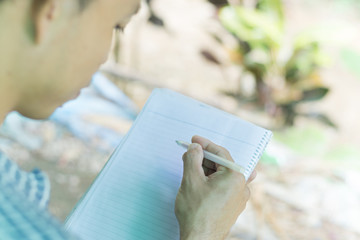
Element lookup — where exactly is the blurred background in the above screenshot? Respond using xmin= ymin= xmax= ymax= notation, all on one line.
xmin=1 ymin=0 xmax=360 ymax=239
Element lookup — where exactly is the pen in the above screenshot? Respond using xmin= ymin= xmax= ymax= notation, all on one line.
xmin=176 ymin=140 xmax=245 ymax=174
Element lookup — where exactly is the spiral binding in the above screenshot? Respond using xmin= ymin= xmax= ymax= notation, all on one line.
xmin=245 ymin=130 xmax=273 ymax=179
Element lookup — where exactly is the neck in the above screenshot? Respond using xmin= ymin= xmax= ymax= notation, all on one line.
xmin=0 ymin=75 xmax=20 ymax=125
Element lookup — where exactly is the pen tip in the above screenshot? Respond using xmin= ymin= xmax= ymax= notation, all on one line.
xmin=176 ymin=140 xmax=189 ymax=149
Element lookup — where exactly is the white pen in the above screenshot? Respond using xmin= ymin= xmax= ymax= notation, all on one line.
xmin=176 ymin=140 xmax=245 ymax=174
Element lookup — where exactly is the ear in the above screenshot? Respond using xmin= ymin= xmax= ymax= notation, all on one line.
xmin=32 ymin=0 xmax=59 ymax=44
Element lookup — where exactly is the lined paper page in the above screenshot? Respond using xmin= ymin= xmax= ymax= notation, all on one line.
xmin=66 ymin=89 xmax=272 ymax=240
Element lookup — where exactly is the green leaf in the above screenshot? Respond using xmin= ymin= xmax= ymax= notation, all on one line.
xmin=300 ymin=113 xmax=337 ymax=128
xmin=256 ymin=0 xmax=285 ymax=25
xmin=207 ymin=0 xmax=228 ymax=8
xmin=300 ymin=87 xmax=329 ymax=102
xmin=285 ymin=41 xmax=328 ymax=83
xmin=219 ymin=6 xmax=283 ymax=49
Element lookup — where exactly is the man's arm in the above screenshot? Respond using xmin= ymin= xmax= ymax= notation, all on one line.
xmin=175 ymin=135 xmax=255 ymax=240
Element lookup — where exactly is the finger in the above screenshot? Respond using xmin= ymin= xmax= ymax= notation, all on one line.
xmin=192 ymin=135 xmax=234 ymax=162
xmin=202 ymin=158 xmax=217 ymax=171
xmin=247 ymin=170 xmax=257 ymax=183
xmin=202 ymin=158 xmax=216 ymax=176
xmin=209 ymin=166 xmax=246 ymax=188
xmin=202 ymin=165 xmax=216 ymax=176
xmin=182 ymin=143 xmax=206 ymax=183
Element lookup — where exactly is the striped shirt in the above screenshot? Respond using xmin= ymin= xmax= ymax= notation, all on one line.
xmin=0 ymin=152 xmax=77 ymax=239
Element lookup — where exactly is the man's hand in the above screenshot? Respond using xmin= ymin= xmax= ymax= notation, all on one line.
xmin=175 ymin=136 xmax=256 ymax=240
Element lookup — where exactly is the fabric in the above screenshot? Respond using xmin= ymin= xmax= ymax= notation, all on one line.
xmin=0 ymin=152 xmax=77 ymax=239
xmin=0 ymin=154 xmax=50 ymax=209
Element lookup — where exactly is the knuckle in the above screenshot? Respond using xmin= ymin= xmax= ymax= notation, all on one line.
xmin=175 ymin=195 xmax=186 ymax=216
xmin=217 ymin=146 xmax=234 ymax=162
xmin=187 ymin=144 xmax=202 ymax=158
xmin=182 ymin=152 xmax=187 ymax=161
xmin=215 ymin=145 xmax=228 ymax=155
xmin=230 ymin=171 xmax=246 ymax=186
xmin=221 ymin=147 xmax=231 ymax=156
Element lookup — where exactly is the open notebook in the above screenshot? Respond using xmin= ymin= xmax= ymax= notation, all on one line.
xmin=65 ymin=88 xmax=272 ymax=240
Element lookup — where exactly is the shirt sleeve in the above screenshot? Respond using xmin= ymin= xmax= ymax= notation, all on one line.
xmin=0 ymin=152 xmax=51 ymax=209
xmin=0 ymin=152 xmax=79 ymax=239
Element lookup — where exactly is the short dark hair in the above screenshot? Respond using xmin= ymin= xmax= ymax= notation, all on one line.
xmin=0 ymin=0 xmax=94 ymax=12
xmin=78 ymin=0 xmax=95 ymax=11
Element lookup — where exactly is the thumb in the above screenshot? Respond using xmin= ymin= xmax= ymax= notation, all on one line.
xmin=182 ymin=143 xmax=205 ymax=183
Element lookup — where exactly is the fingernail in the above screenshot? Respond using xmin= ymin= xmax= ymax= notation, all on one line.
xmin=188 ymin=143 xmax=200 ymax=151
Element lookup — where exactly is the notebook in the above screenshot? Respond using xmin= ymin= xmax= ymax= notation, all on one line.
xmin=65 ymin=88 xmax=272 ymax=240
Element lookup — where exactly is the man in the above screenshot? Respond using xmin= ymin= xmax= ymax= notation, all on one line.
xmin=0 ymin=0 xmax=254 ymax=239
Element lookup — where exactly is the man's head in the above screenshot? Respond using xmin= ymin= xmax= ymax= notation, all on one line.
xmin=0 ymin=0 xmax=140 ymax=119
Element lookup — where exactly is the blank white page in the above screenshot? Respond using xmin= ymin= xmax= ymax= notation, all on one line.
xmin=65 ymin=88 xmax=272 ymax=240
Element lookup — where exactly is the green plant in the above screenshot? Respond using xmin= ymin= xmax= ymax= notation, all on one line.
xmin=204 ymin=0 xmax=335 ymax=128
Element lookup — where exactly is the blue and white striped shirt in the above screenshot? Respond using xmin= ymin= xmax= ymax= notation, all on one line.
xmin=0 ymin=152 xmax=76 ymax=239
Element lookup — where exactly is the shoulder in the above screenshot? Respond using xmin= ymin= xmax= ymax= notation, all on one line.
xmin=0 ymin=152 xmax=78 ymax=239
xmin=0 ymin=174 xmax=75 ymax=239
xmin=0 ymin=151 xmax=51 ymax=209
